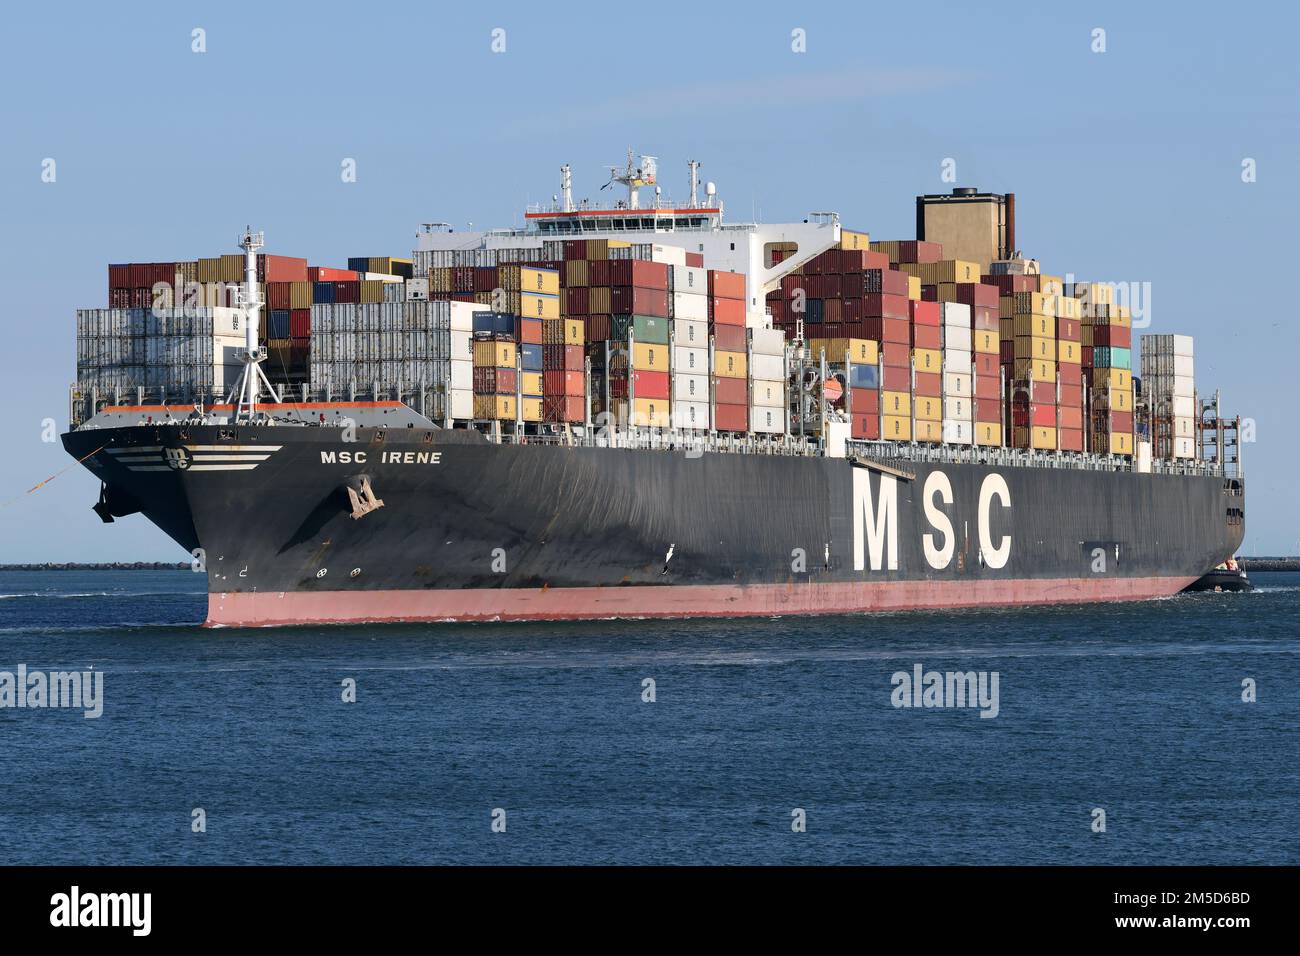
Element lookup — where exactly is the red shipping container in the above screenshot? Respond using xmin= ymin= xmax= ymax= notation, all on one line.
xmin=954 ymin=282 xmax=999 ymax=308
xmin=606 ymin=260 xmax=668 ymax=289
xmin=1100 ymin=410 xmax=1134 ymax=432
xmin=515 ymin=317 xmax=544 ymax=344
xmin=1000 ymin=340 xmax=1015 ymax=363
xmin=685 ymin=252 xmax=704 ymax=268
xmin=473 ymin=266 xmax=498 ymax=293
xmin=981 ymin=274 xmax=1037 ymax=295
xmin=912 ymin=325 xmax=941 ymax=350
xmin=335 ymin=281 xmax=360 ymax=303
xmin=915 ymin=371 xmax=941 ymax=396
xmin=710 ymin=296 xmax=745 ymax=325
xmin=543 ymin=344 xmax=584 ymax=371
xmin=921 ymin=285 xmax=938 ymax=302
xmin=707 ymin=270 xmax=746 ymax=301
xmin=1093 ymin=325 xmax=1131 ymax=348
xmin=586 ymin=314 xmax=612 ymax=341
xmin=838 ymin=249 xmax=892 ymax=272
xmin=1057 ymin=318 xmax=1082 ymax=342
xmin=1026 ymin=381 xmax=1055 ymax=404
xmin=1060 ymin=383 xmax=1083 ymax=406
xmin=611 ymin=286 xmax=668 ymax=317
xmin=909 ymin=300 xmax=941 ymax=326
xmin=108 ymin=264 xmax=131 ymax=290
xmin=713 ymin=403 xmax=748 ymax=432
xmin=712 ymin=377 xmax=747 ymax=404
xmin=566 ymin=287 xmax=589 ymax=315
xmin=972 ymin=306 xmax=999 ymax=331
xmin=1059 ymin=406 xmax=1083 ymax=430
xmin=974 ymin=374 xmax=1000 ymax=401
xmin=267 ymin=282 xmax=292 ymax=310
xmin=883 ymin=365 xmax=910 ymax=390
xmin=974 ymin=397 xmax=1001 ymax=421
xmin=851 ymin=412 xmax=880 ymax=440
xmin=974 ymin=352 xmax=999 ymax=376
xmin=881 ymin=341 xmax=910 ymax=368
xmin=1059 ymin=428 xmax=1083 ymax=452
xmin=882 ymin=317 xmax=910 ymax=344
xmin=1059 ymin=363 xmax=1082 ymax=386
xmin=260 ymin=255 xmax=309 ymax=283
xmin=544 ymin=395 xmax=585 ymax=422
xmin=897 ymin=240 xmax=943 ymax=263
xmin=863 ymin=293 xmax=910 ymax=320
xmin=712 ymin=323 xmax=746 ymax=352
xmin=563 ymin=240 xmax=588 ymax=260
xmin=850 ymin=388 xmax=879 ymax=413
xmin=1082 ymin=346 xmax=1093 ymax=367
xmin=473 ymin=367 xmax=516 ymax=395
xmin=823 ymin=298 xmax=843 ymax=324
xmin=309 ymin=266 xmax=359 ymax=282
xmin=631 ymin=369 xmax=669 ymax=399
xmin=289 ymin=309 xmax=311 ymax=338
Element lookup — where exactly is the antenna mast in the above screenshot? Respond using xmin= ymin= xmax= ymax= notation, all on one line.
xmin=607 ymin=149 xmax=657 ymax=210
xmin=226 ymin=226 xmax=278 ymax=422
xmin=560 ymin=164 xmax=574 ymax=212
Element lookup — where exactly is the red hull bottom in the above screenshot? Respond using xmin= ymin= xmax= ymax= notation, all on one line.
xmin=206 ymin=576 xmax=1198 ymax=627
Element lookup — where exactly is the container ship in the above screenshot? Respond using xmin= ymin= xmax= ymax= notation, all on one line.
xmin=61 ymin=153 xmax=1246 ymax=626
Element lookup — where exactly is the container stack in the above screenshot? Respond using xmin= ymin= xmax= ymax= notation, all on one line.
xmin=670 ymin=264 xmax=710 ymax=431
xmin=708 ymin=270 xmax=748 ymax=433
xmin=1007 ymin=291 xmax=1059 ymax=451
xmin=626 ymin=312 xmax=670 ymax=429
xmin=910 ymin=300 xmax=942 ymax=442
xmin=447 ymin=304 xmax=473 ymax=422
xmin=748 ymin=327 xmax=786 ymax=435
xmin=542 ymin=317 xmax=586 ymax=424
xmin=75 ymin=307 xmax=245 ymax=398
xmin=1055 ymin=294 xmax=1084 ymax=451
xmin=939 ymin=301 xmax=973 ymax=443
xmin=472 ymin=334 xmax=517 ymax=422
xmin=517 ymin=317 xmax=544 ymax=424
xmin=1140 ymin=333 xmax=1195 ymax=459
xmin=808 ymin=337 xmax=879 ymax=440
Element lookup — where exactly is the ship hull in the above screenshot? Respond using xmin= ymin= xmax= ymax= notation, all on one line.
xmin=63 ymin=423 xmax=1244 ymax=627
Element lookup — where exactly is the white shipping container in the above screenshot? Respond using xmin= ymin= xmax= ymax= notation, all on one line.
xmin=449 ymin=390 xmax=474 ymax=421
xmin=1172 ymin=395 xmax=1195 ymax=418
xmin=943 ymin=397 xmax=971 ymax=421
xmin=940 ymin=301 xmax=972 ymax=327
xmin=671 ymin=265 xmax=706 ymax=295
xmin=673 ymin=345 xmax=708 ymax=374
xmin=749 ymin=327 xmax=785 ymax=356
xmin=750 ymin=379 xmax=784 ymax=408
xmin=406 ymin=278 xmax=429 ymax=301
xmin=671 ymin=400 xmax=710 ymax=430
xmin=671 ymin=292 xmax=708 ymax=322
xmin=448 ymin=301 xmax=476 ymax=332
xmin=749 ymin=406 xmax=784 ymax=434
xmin=943 ymin=327 xmax=972 ymax=351
xmin=1173 ymin=436 xmax=1195 ymax=459
xmin=942 ymin=420 xmax=974 ymax=443
xmin=943 ymin=371 xmax=972 ymax=397
xmin=449 ymin=359 xmax=472 ymax=391
xmin=749 ymin=353 xmax=784 ymax=381
xmin=652 ymin=244 xmax=687 ymax=267
xmin=672 ymin=372 xmax=708 ymax=403
xmin=673 ymin=318 xmax=708 ymax=347
xmin=1174 ymin=416 xmax=1195 ymax=438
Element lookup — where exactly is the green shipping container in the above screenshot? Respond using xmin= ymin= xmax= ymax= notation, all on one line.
xmin=613 ymin=314 xmax=669 ymax=345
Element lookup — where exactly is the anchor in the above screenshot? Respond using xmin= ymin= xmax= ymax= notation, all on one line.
xmin=345 ymin=475 xmax=384 ymax=520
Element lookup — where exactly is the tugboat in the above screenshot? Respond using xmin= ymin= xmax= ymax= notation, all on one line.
xmin=1185 ymin=557 xmax=1253 ymax=593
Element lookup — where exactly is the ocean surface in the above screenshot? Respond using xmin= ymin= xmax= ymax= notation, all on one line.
xmin=1 ymin=569 xmax=1296 ymax=866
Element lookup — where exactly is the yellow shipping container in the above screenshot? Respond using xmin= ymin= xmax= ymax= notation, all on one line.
xmin=1013 ymin=292 xmax=1057 ymax=317
xmin=1012 ymin=313 xmax=1054 ymax=338
xmin=839 ymin=229 xmax=870 ymax=250
xmin=935 ymin=282 xmax=958 ymax=303
xmin=915 ymin=396 xmax=941 ymax=421
xmin=973 ymin=330 xmax=999 ymax=354
xmin=176 ymin=261 xmax=199 ymax=282
xmin=563 ymin=319 xmax=585 ymax=344
xmin=1056 ymin=295 xmax=1081 ymax=320
xmin=1039 ymin=275 xmax=1064 ymax=296
xmin=429 ymin=267 xmax=453 ymax=293
xmin=901 ymin=259 xmax=980 ymax=285
xmin=883 ymin=391 xmax=911 ymax=416
xmin=197 ymin=258 xmax=222 ymax=283
xmin=587 ymin=287 xmax=611 ymax=314
xmin=908 ymin=275 xmax=922 ymax=301
xmin=1015 ymin=426 xmax=1057 ymax=450
xmin=1013 ymin=335 xmax=1056 ymax=361
xmin=913 ymin=348 xmax=942 ymax=373
xmin=520 ymin=397 xmax=544 ymax=422
xmin=914 ymin=419 xmax=943 ymax=442
xmin=1093 ymin=368 xmax=1132 ymax=391
xmin=474 ymin=395 xmax=515 ymax=420
xmin=632 ymin=342 xmax=668 ymax=371
xmin=632 ymin=397 xmax=670 ymax=429
xmin=518 ymin=292 xmax=560 ymax=320
xmin=975 ymin=421 xmax=1002 ymax=447
xmin=714 ymin=350 xmax=747 ymax=379
xmin=565 ymin=260 xmax=588 ymax=288
xmin=1013 ymin=358 xmax=1056 ymax=381
xmin=1102 ymin=431 xmax=1134 ymax=456
xmin=290 ymin=281 xmax=312 ymax=309
xmin=882 ymin=415 xmax=912 ymax=441
xmin=522 ymin=266 xmax=560 ymax=296
xmin=813 ymin=338 xmax=878 ymax=366
xmin=521 ymin=373 xmax=544 ymax=395
xmin=219 ymin=254 xmax=244 ymax=282
xmin=360 ymin=280 xmax=386 ymax=304
xmin=870 ymin=240 xmax=900 ymax=262
xmin=999 ymin=295 xmax=1015 ymax=319
xmin=1058 ymin=340 xmax=1081 ymax=364
xmin=473 ymin=340 xmax=516 ymax=368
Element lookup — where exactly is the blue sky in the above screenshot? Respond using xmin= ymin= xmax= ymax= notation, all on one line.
xmin=1 ymin=0 xmax=1296 ymax=559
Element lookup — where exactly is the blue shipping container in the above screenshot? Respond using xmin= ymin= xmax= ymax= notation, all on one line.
xmin=1094 ymin=346 xmax=1131 ymax=370
xmin=848 ymin=364 xmax=879 ymax=389
xmin=313 ymin=281 xmax=335 ymax=304
xmin=268 ymin=310 xmax=291 ymax=339
xmin=472 ymin=311 xmax=515 ymax=335
xmin=520 ymin=344 xmax=543 ymax=371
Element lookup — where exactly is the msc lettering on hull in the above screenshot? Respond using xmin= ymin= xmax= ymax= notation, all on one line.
xmin=320 ymin=450 xmax=443 ymax=465
xmin=852 ymin=468 xmax=1012 ymax=572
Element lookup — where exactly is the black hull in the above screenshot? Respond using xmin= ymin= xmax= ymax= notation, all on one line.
xmin=62 ymin=423 xmax=1244 ymax=625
